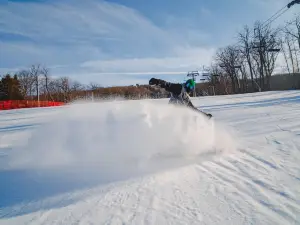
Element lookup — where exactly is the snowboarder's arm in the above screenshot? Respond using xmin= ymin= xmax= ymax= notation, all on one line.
xmin=149 ymin=78 xmax=182 ymax=95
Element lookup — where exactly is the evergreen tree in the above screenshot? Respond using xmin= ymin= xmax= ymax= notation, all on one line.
xmin=0 ymin=74 xmax=23 ymax=100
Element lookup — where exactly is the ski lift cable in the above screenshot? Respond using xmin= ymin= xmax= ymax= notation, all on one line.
xmin=223 ymin=1 xmax=297 ymax=69
xmin=196 ymin=1 xmax=297 ymax=81
xmin=259 ymin=0 xmax=299 ymax=31
xmin=261 ymin=7 xmax=290 ymax=30
xmin=231 ymin=1 xmax=295 ymax=48
xmin=261 ymin=5 xmax=288 ymax=28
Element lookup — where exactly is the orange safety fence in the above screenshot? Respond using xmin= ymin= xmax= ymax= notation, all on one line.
xmin=0 ymin=100 xmax=65 ymax=110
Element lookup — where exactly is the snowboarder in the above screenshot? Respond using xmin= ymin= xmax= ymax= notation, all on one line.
xmin=149 ymin=78 xmax=212 ymax=118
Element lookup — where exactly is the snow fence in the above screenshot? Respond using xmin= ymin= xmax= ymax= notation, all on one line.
xmin=0 ymin=100 xmax=64 ymax=110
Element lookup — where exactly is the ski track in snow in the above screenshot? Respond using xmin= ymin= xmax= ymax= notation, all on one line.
xmin=0 ymin=91 xmax=300 ymax=224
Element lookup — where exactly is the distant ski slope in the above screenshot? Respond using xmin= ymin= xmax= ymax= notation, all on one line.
xmin=0 ymin=91 xmax=299 ymax=225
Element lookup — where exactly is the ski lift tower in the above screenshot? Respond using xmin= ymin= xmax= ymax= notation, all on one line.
xmin=187 ymin=71 xmax=200 ymax=97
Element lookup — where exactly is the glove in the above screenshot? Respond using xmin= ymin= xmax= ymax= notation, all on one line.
xmin=149 ymin=78 xmax=159 ymax=86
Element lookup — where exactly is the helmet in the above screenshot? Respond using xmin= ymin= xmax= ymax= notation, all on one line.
xmin=184 ymin=79 xmax=196 ymax=92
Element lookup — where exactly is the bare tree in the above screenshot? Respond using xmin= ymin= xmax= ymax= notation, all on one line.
xmin=88 ymin=82 xmax=102 ymax=90
xmin=284 ymin=15 xmax=300 ymax=49
xmin=238 ymin=25 xmax=256 ymax=91
xmin=71 ymin=81 xmax=86 ymax=92
xmin=282 ymin=16 xmax=300 ymax=73
xmin=58 ymin=77 xmax=72 ymax=102
xmin=292 ymin=39 xmax=300 ymax=72
xmin=280 ymin=38 xmax=291 ymax=74
xmin=286 ymin=34 xmax=296 ymax=73
xmin=207 ymin=63 xmax=226 ymax=95
xmin=69 ymin=80 xmax=86 ymax=101
xmin=252 ymin=21 xmax=281 ymax=90
xmin=29 ymin=64 xmax=42 ymax=100
xmin=39 ymin=67 xmax=54 ymax=101
xmin=17 ymin=69 xmax=34 ymax=99
xmin=215 ymin=45 xmax=242 ymax=93
xmin=48 ymin=79 xmax=61 ymax=101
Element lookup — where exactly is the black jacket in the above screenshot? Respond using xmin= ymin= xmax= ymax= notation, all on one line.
xmin=154 ymin=79 xmax=197 ymax=110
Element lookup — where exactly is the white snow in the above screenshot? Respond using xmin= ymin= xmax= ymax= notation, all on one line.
xmin=0 ymin=90 xmax=299 ymax=225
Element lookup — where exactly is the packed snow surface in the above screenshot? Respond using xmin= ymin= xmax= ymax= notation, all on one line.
xmin=0 ymin=91 xmax=300 ymax=224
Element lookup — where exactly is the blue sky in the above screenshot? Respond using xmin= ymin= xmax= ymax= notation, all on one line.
xmin=0 ymin=0 xmax=298 ymax=86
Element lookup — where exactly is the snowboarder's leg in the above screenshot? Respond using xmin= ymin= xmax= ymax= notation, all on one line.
xmin=193 ymin=108 xmax=212 ymax=119
xmin=199 ymin=110 xmax=212 ymax=119
xmin=169 ymin=95 xmax=182 ymax=106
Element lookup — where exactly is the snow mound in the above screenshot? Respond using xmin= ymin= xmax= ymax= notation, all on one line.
xmin=7 ymin=100 xmax=236 ymax=178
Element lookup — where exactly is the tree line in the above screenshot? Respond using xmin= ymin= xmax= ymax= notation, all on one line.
xmin=205 ymin=14 xmax=300 ymax=95
xmin=1 ymin=14 xmax=299 ymax=101
xmin=0 ymin=64 xmax=169 ymax=102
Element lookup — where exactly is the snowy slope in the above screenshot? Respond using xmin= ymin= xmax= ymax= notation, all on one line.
xmin=0 ymin=91 xmax=300 ymax=225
